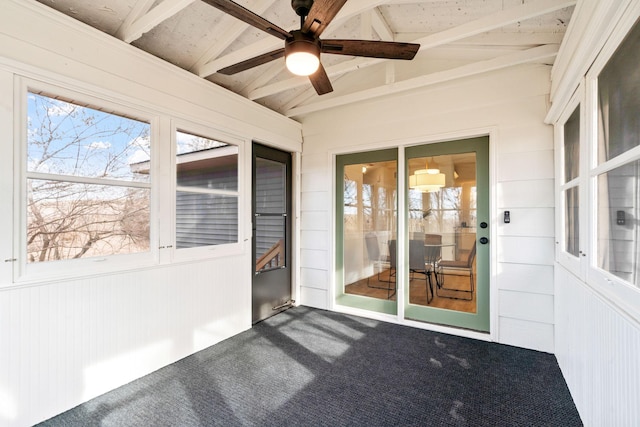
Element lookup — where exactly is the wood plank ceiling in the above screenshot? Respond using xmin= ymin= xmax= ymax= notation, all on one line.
xmin=35 ymin=0 xmax=575 ymax=118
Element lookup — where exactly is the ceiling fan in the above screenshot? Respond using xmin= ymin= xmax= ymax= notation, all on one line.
xmin=202 ymin=0 xmax=420 ymax=95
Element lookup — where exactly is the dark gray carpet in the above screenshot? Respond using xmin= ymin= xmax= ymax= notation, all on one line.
xmin=39 ymin=306 xmax=582 ymax=426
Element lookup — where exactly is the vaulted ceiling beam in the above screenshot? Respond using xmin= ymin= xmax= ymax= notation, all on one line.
xmin=117 ymin=0 xmax=197 ymax=43
xmin=285 ymin=43 xmax=559 ymax=117
xmin=190 ymin=0 xmax=277 ymax=73
xmin=248 ymin=0 xmax=575 ymax=99
xmin=240 ymin=61 xmax=283 ymax=96
xmin=371 ymin=7 xmax=394 ymax=41
xmin=443 ymin=32 xmax=566 ymax=47
xmin=361 ymin=9 xmax=373 ymax=39
xmin=115 ymin=0 xmax=156 ymax=41
xmin=412 ymin=0 xmax=576 ymax=51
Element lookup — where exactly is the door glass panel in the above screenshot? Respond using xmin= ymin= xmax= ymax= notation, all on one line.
xmin=342 ymin=161 xmax=398 ymax=302
xmin=254 ymin=158 xmax=287 ymax=272
xmin=255 ymin=158 xmax=286 ymax=214
xmin=255 ymin=216 xmax=285 ymax=272
xmin=407 ymin=154 xmax=477 ymax=313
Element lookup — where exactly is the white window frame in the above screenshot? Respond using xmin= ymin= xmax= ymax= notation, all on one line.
xmin=583 ymin=10 xmax=640 ymax=322
xmin=14 ymin=78 xmax=160 ymax=284
xmin=555 ymin=86 xmax=585 ymax=279
xmin=169 ymin=119 xmax=245 ymax=263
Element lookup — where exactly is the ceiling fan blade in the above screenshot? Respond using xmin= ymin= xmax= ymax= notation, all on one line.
xmin=217 ymin=48 xmax=285 ymax=75
xmin=322 ymin=40 xmax=420 ymax=60
xmin=201 ymin=0 xmax=291 ymax=40
xmin=308 ymin=63 xmax=333 ymax=95
xmin=302 ymin=0 xmax=347 ymax=37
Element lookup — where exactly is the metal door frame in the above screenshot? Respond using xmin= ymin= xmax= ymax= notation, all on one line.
xmin=252 ymin=143 xmax=293 ymax=323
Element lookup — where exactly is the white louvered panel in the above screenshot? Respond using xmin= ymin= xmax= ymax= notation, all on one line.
xmin=555 ymin=266 xmax=640 ymax=425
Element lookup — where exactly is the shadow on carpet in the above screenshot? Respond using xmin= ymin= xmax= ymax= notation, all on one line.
xmin=39 ymin=306 xmax=582 ymax=426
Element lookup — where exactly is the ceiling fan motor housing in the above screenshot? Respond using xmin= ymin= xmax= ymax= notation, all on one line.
xmin=285 ymin=30 xmax=321 ymax=59
xmin=291 ymin=0 xmax=314 ymax=17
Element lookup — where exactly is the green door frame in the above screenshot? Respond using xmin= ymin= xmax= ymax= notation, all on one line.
xmin=404 ymin=136 xmax=490 ymax=332
xmin=334 ymin=136 xmax=490 ymax=332
xmin=335 ymin=148 xmax=398 ymax=315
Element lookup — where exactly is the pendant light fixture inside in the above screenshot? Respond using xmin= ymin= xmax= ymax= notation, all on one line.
xmin=410 ymin=158 xmax=446 ymax=192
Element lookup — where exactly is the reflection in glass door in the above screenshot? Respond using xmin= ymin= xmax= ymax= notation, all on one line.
xmin=336 ymin=149 xmax=398 ymax=315
xmin=405 ymin=137 xmax=489 ymax=332
xmin=407 ymin=153 xmax=477 ymax=309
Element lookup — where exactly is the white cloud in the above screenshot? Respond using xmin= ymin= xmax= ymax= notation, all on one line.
xmin=46 ymin=100 xmax=78 ymax=117
xmin=129 ymin=136 xmax=150 ymax=149
xmin=27 ymin=158 xmax=50 ymax=173
xmin=128 ymin=149 xmax=150 ymax=165
xmin=87 ymin=141 xmax=111 ymax=150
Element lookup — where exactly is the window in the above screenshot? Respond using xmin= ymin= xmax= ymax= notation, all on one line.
xmin=16 ymin=82 xmax=247 ymax=284
xmin=594 ymin=18 xmax=640 ymax=288
xmin=25 ymin=90 xmax=151 ymax=266
xmin=563 ymin=106 xmax=580 ymax=258
xmin=175 ymin=129 xmax=239 ymax=249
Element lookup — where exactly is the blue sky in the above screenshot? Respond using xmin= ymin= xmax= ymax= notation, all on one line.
xmin=27 ymin=92 xmax=151 ymax=182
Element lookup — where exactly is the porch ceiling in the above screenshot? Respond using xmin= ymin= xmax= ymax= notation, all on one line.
xmin=36 ymin=0 xmax=575 ymax=118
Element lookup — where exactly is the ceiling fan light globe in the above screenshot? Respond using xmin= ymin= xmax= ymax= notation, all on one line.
xmin=285 ymin=30 xmax=321 ymax=76
xmin=286 ymin=51 xmax=319 ymax=76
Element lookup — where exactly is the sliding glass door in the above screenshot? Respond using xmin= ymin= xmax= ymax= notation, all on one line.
xmin=335 ymin=137 xmax=489 ymax=332
xmin=335 ymin=149 xmax=398 ymax=315
xmin=404 ymin=137 xmax=490 ymax=331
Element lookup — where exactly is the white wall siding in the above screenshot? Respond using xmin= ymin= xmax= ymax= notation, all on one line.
xmin=299 ymin=64 xmax=556 ymax=351
xmin=547 ymin=2 xmax=640 ymax=422
xmin=498 ymin=317 xmax=555 ymax=353
xmin=0 ymin=2 xmax=302 ymax=426
xmin=555 ymin=266 xmax=640 ymax=425
xmin=299 ymin=151 xmax=331 ymax=308
xmin=0 ymin=257 xmax=251 ymax=426
xmin=497 ymin=263 xmax=554 ymax=295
